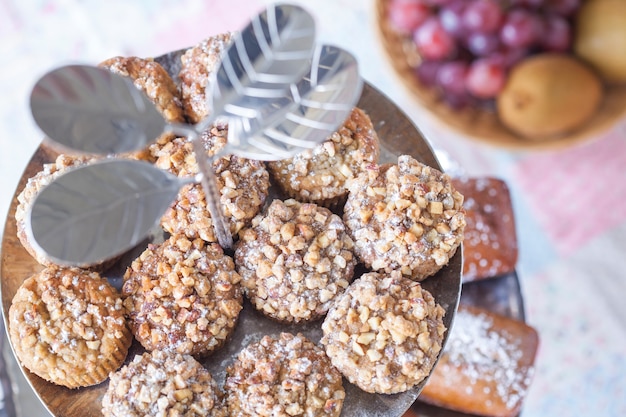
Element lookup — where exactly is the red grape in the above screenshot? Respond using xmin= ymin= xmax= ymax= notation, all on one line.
xmin=436 ymin=60 xmax=469 ymax=95
xmin=545 ymin=0 xmax=580 ymax=16
xmin=440 ymin=1 xmax=467 ymax=38
xmin=500 ymin=9 xmax=543 ymax=48
xmin=466 ymin=32 xmax=501 ymax=56
xmin=541 ymin=14 xmax=571 ymax=51
xmin=388 ymin=0 xmax=432 ymax=34
xmin=415 ymin=61 xmax=442 ymax=86
xmin=492 ymin=47 xmax=528 ymax=69
xmin=465 ymin=58 xmax=506 ymax=99
xmin=462 ymin=0 xmax=504 ymax=34
xmin=413 ymin=17 xmax=456 ymax=60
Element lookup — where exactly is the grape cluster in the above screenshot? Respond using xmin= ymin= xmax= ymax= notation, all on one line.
xmin=387 ymin=0 xmax=582 ymax=107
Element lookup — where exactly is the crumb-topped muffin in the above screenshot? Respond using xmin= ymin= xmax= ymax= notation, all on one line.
xmin=102 ymin=350 xmax=227 ymax=417
xmin=15 ymin=154 xmax=100 ymax=268
xmin=179 ymin=33 xmax=233 ymax=124
xmin=235 ymin=199 xmax=356 ymax=323
xmin=151 ymin=123 xmax=270 ymax=243
xmin=122 ymin=234 xmax=242 ymax=356
xmin=321 ymin=271 xmax=445 ymax=394
xmin=225 ymin=332 xmax=345 ymax=416
xmin=99 ymin=56 xmax=185 ymax=161
xmin=8 ymin=266 xmax=131 ymax=388
xmin=99 ymin=56 xmax=185 ymax=125
xmin=267 ymin=107 xmax=380 ymax=207
xmin=343 ymin=155 xmax=466 ymax=281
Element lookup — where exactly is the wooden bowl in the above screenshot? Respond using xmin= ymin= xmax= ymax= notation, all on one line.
xmin=375 ymin=0 xmax=626 ymax=150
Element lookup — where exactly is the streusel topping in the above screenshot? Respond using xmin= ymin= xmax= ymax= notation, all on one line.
xmin=225 ymin=332 xmax=345 ymax=416
xmin=122 ymin=235 xmax=242 ymax=356
xmin=235 ymin=199 xmax=356 ymax=322
xmin=102 ymin=350 xmax=227 ymax=417
xmin=321 ymin=271 xmax=445 ymax=394
xmin=343 ymin=154 xmax=466 ymax=280
xmin=9 ymin=266 xmax=131 ymax=388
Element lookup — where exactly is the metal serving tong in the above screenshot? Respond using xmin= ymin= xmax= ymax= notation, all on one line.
xmin=27 ymin=3 xmax=363 ymax=266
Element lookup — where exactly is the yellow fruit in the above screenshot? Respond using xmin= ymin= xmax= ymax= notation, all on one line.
xmin=574 ymin=0 xmax=626 ymax=84
xmin=496 ymin=53 xmax=603 ymax=140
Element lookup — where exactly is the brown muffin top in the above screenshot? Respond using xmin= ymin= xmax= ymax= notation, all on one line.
xmin=99 ymin=56 xmax=185 ymax=124
xmin=9 ymin=266 xmax=131 ymax=388
xmin=321 ymin=271 xmax=445 ymax=394
xmin=179 ymin=33 xmax=233 ymax=124
xmin=102 ymin=350 xmax=227 ymax=417
xmin=267 ymin=107 xmax=380 ymax=205
xmin=225 ymin=332 xmax=345 ymax=416
xmin=153 ymin=123 xmax=270 ymax=243
xmin=343 ymin=154 xmax=466 ymax=280
xmin=122 ymin=235 xmax=242 ymax=356
xmin=235 ymin=199 xmax=356 ymax=323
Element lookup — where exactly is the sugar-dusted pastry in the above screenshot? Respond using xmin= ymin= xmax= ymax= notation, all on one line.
xmin=235 ymin=199 xmax=356 ymax=323
xmin=122 ymin=234 xmax=242 ymax=356
xmin=151 ymin=122 xmax=270 ymax=243
xmin=9 ymin=266 xmax=131 ymax=388
xmin=225 ymin=332 xmax=345 ymax=416
xmin=179 ymin=32 xmax=233 ymax=124
xmin=102 ymin=350 xmax=227 ymax=417
xmin=419 ymin=304 xmax=539 ymax=417
xmin=343 ymin=155 xmax=466 ymax=280
xmin=267 ymin=107 xmax=380 ymax=207
xmin=451 ymin=177 xmax=518 ymax=282
xmin=321 ymin=271 xmax=445 ymax=394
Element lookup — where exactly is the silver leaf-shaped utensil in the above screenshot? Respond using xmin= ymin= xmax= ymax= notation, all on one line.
xmin=228 ymin=44 xmax=363 ymax=161
xmin=197 ymin=3 xmax=316 ymax=133
xmin=30 ymin=65 xmax=166 ymax=155
xmin=26 ymin=159 xmax=194 ymax=266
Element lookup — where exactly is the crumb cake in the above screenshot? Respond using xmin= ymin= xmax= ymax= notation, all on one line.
xmin=224 ymin=332 xmax=345 ymax=416
xmin=14 ymin=154 xmax=101 ymax=268
xmin=179 ymin=33 xmax=233 ymax=123
xmin=151 ymin=122 xmax=270 ymax=243
xmin=102 ymin=349 xmax=227 ymax=417
xmin=267 ymin=107 xmax=380 ymax=207
xmin=122 ymin=234 xmax=242 ymax=356
xmin=8 ymin=266 xmax=131 ymax=388
xmin=419 ymin=304 xmax=539 ymax=417
xmin=321 ymin=271 xmax=445 ymax=394
xmin=235 ymin=199 xmax=356 ymax=323
xmin=451 ymin=177 xmax=518 ymax=282
xmin=343 ymin=154 xmax=466 ymax=280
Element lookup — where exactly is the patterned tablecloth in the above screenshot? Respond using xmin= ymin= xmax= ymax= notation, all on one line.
xmin=1 ymin=1 xmax=625 ymax=416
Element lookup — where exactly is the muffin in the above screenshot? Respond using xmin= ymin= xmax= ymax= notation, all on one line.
xmin=8 ymin=266 xmax=131 ymax=388
xmin=267 ymin=107 xmax=380 ymax=207
xmin=419 ymin=304 xmax=539 ymax=417
xmin=14 ymin=154 xmax=102 ymax=268
xmin=99 ymin=56 xmax=185 ymax=125
xmin=224 ymin=332 xmax=345 ymax=416
xmin=343 ymin=154 xmax=466 ymax=280
xmin=235 ymin=199 xmax=356 ymax=323
xmin=122 ymin=234 xmax=242 ymax=356
xmin=452 ymin=177 xmax=518 ymax=282
xmin=179 ymin=32 xmax=233 ymax=124
xmin=102 ymin=349 xmax=227 ymax=417
xmin=152 ymin=123 xmax=270 ymax=243
xmin=321 ymin=271 xmax=445 ymax=394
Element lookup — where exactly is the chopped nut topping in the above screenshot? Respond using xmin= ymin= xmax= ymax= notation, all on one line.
xmin=123 ymin=235 xmax=242 ymax=356
xmin=225 ymin=333 xmax=345 ymax=416
xmin=235 ymin=199 xmax=356 ymax=323
xmin=321 ymin=271 xmax=446 ymax=394
xmin=343 ymin=155 xmax=466 ymax=281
